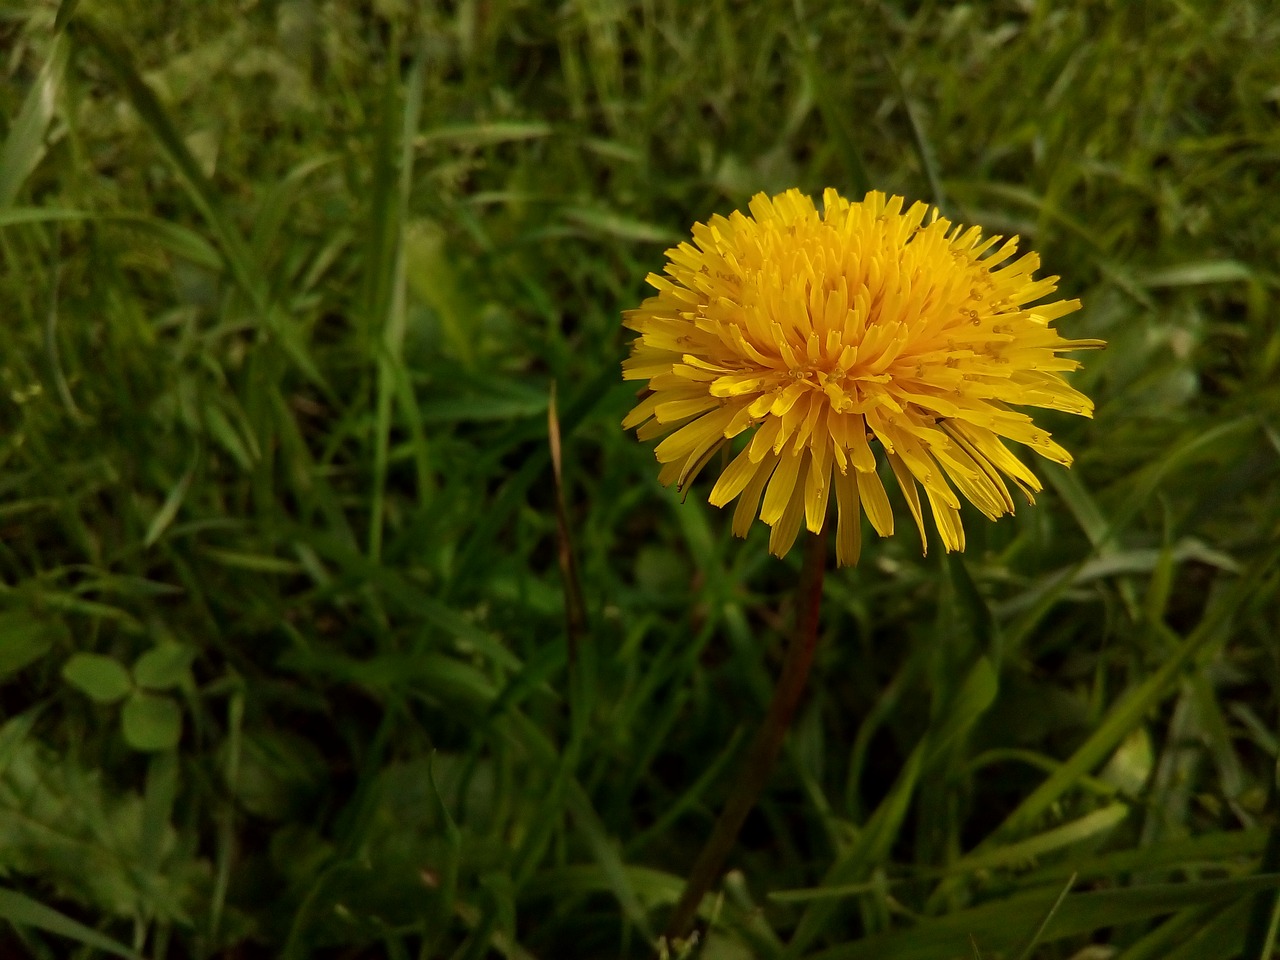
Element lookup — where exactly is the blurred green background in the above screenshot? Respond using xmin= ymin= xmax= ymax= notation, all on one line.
xmin=1 ymin=0 xmax=1279 ymax=957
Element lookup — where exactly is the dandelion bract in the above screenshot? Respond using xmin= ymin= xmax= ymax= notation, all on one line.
xmin=622 ymin=188 xmax=1102 ymax=566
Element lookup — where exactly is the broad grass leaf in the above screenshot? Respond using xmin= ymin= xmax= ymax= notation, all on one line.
xmin=925 ymin=656 xmax=998 ymax=766
xmin=1117 ymin=899 xmax=1250 ymax=960
xmin=417 ymin=121 xmax=552 ymax=147
xmin=54 ymin=0 xmax=81 ymax=30
xmin=0 ymin=888 xmax=141 ymax=959
xmin=199 ymin=547 xmax=301 ymax=575
xmin=0 ymin=36 xmax=66 ymax=208
xmin=561 ymin=206 xmax=682 ymax=244
xmin=143 ymin=455 xmax=197 ymax=547
xmin=1041 ymin=463 xmax=1111 ymax=550
xmin=534 ymin=863 xmax=684 ymax=911
xmin=941 ymin=805 xmax=1129 ymax=878
xmin=0 ymin=209 xmax=222 ymax=268
xmin=1163 ymin=898 xmax=1258 ymax=960
xmin=1098 ymin=727 xmax=1154 ymax=796
xmin=1137 ymin=260 xmax=1253 ymax=288
xmin=1019 ymin=827 xmax=1267 ymax=887
xmin=402 ymin=219 xmax=474 ymax=368
xmin=806 ymin=874 xmax=1280 ymax=960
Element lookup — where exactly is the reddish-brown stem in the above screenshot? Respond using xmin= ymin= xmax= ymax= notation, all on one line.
xmin=663 ymin=528 xmax=828 ymax=944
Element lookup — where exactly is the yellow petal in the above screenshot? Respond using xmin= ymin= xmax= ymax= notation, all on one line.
xmin=894 ymin=427 xmax=961 ymax=510
xmin=887 ymin=452 xmax=927 ymax=553
xmin=637 ymin=415 xmax=678 ymax=442
xmin=622 ymin=392 xmax=660 ymax=430
xmin=925 ymin=486 xmax=966 ymax=553
xmin=768 ymin=459 xmax=809 ymax=558
xmin=655 ymin=395 xmax=720 ymax=423
xmin=654 ymin=406 xmax=735 ymax=463
xmin=760 ymin=453 xmax=803 ymax=526
xmin=733 ymin=451 xmax=778 ymax=537
xmin=834 ymin=467 xmax=862 ymax=567
xmin=748 ymin=416 xmax=784 ymax=462
xmin=931 ymin=436 xmax=1011 ymax=519
xmin=677 ymin=438 xmax=727 ymax=491
xmin=709 ymin=445 xmax=763 ymax=507
xmin=947 ymin=420 xmax=1042 ymax=499
xmin=622 ymin=350 xmax=681 ymax=381
xmin=858 ymin=467 xmax=894 ymax=538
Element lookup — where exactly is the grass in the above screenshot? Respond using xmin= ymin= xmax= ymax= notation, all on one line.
xmin=1 ymin=0 xmax=1278 ymax=957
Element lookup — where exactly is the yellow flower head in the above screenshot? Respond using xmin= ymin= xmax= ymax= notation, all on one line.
xmin=622 ymin=188 xmax=1102 ymax=566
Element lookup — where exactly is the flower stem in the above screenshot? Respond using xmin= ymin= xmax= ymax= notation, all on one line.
xmin=663 ymin=529 xmax=828 ymax=944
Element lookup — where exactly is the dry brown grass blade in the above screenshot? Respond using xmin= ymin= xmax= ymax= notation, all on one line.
xmin=548 ymin=381 xmax=587 ymax=659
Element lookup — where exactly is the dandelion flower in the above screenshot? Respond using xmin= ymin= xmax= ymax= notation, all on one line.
xmin=622 ymin=188 xmax=1102 ymax=566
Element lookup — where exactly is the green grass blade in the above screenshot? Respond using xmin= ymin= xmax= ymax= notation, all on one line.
xmin=70 ymin=17 xmax=266 ymax=307
xmin=0 ymin=889 xmax=142 ymax=960
xmin=785 ymin=745 xmax=925 ymax=956
xmin=567 ymin=783 xmax=657 ymax=943
xmin=1244 ymin=817 xmax=1280 ymax=958
xmin=1164 ymin=899 xmax=1260 ymax=960
xmin=53 ymin=0 xmax=82 ymax=30
xmin=881 ymin=50 xmax=946 ymax=209
xmin=421 ymin=754 xmax=462 ymax=958
xmin=791 ymin=30 xmax=870 ymax=197
xmin=1013 ymin=872 xmax=1075 ymax=960
xmin=992 ymin=546 xmax=1279 ymax=842
xmin=0 ymin=35 xmax=66 ymax=208
xmin=807 ymin=874 xmax=1280 ymax=960
xmin=143 ymin=450 xmax=198 ymax=547
xmin=367 ymin=35 xmax=426 ymax=560
xmin=941 ymin=805 xmax=1128 ymax=879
